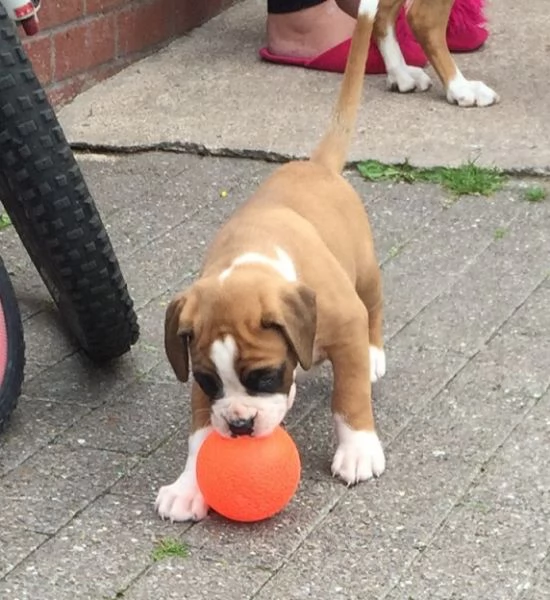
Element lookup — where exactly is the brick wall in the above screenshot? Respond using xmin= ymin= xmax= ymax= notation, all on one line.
xmin=21 ymin=0 xmax=235 ymax=106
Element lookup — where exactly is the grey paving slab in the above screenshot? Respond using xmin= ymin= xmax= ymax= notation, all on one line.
xmin=78 ymin=153 xmax=276 ymax=262
xmin=401 ymin=205 xmax=550 ymax=356
xmin=0 ymin=397 xmax=91 ymax=477
xmin=528 ymin=556 xmax=550 ymax=600
xmin=58 ymin=0 xmax=550 ymax=172
xmin=0 ymin=445 xmax=135 ymax=535
xmin=110 ymin=423 xmax=189 ymax=502
xmin=393 ymin=392 xmax=550 ymax=600
xmin=0 ymin=220 xmax=52 ymax=321
xmin=357 ymin=180 xmax=447 ymax=263
xmin=59 ymin=380 xmax=188 ymax=455
xmin=0 ymin=494 xmax=186 ymax=600
xmin=381 ymin=192 xmax=521 ymax=338
xmin=21 ymin=351 xmax=139 ymax=406
xmin=123 ymin=549 xmax=271 ymax=600
xmin=0 ymin=528 xmax=48 ymax=580
xmin=20 ymin=310 xmax=78 ymax=380
xmin=252 ymin=275 xmax=550 ymax=600
xmin=372 ymin=337 xmax=467 ymax=439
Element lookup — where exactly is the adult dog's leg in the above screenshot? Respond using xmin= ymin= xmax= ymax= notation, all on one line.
xmin=407 ymin=0 xmax=499 ymax=106
xmin=375 ymin=0 xmax=433 ymax=93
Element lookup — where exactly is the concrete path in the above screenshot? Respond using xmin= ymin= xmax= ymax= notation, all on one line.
xmin=57 ymin=0 xmax=550 ymax=172
xmin=2 ymin=1 xmax=550 ymax=598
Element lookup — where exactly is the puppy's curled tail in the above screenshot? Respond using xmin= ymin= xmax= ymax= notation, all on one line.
xmin=310 ymin=0 xmax=379 ymax=173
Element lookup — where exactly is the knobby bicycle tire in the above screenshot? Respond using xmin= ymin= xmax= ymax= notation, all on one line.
xmin=0 ymin=4 xmax=139 ymax=362
xmin=0 ymin=256 xmax=24 ymax=432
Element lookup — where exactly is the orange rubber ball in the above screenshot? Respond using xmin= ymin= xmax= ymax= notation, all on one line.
xmin=196 ymin=426 xmax=301 ymax=523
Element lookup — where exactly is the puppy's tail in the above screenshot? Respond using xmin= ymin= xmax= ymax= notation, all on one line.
xmin=310 ymin=0 xmax=379 ymax=173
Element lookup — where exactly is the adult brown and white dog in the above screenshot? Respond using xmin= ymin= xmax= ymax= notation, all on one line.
xmin=338 ymin=0 xmax=499 ymax=107
xmin=156 ymin=0 xmax=397 ymax=523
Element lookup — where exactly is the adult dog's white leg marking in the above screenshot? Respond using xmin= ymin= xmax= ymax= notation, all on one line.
xmin=220 ymin=246 xmax=297 ymax=282
xmin=155 ymin=427 xmax=211 ymax=522
xmin=358 ymin=0 xmax=379 ymax=17
xmin=369 ymin=345 xmax=386 ymax=383
xmin=378 ymin=25 xmax=432 ymax=93
xmin=331 ymin=415 xmax=386 ymax=485
xmin=446 ymin=69 xmax=499 ymax=107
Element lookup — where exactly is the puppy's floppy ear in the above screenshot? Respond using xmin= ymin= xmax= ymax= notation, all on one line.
xmin=164 ymin=290 xmax=196 ymax=382
xmin=263 ymin=283 xmax=317 ymax=370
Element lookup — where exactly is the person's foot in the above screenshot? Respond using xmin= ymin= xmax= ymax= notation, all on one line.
xmin=266 ymin=0 xmax=355 ymax=59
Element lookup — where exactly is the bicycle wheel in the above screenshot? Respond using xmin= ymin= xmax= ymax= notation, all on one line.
xmin=0 ymin=4 xmax=139 ymax=362
xmin=0 ymin=256 xmax=24 ymax=432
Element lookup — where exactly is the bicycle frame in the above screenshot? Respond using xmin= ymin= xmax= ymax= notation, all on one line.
xmin=2 ymin=0 xmax=40 ymax=35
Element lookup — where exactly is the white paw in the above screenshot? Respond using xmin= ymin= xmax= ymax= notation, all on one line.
xmin=446 ymin=76 xmax=499 ymax=107
xmin=332 ymin=419 xmax=386 ymax=485
xmin=155 ymin=474 xmax=209 ymax=522
xmin=387 ymin=65 xmax=432 ymax=93
xmin=369 ymin=345 xmax=386 ymax=383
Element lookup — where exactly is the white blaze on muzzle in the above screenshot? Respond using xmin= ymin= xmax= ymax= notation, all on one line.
xmin=209 ymin=334 xmax=291 ymax=438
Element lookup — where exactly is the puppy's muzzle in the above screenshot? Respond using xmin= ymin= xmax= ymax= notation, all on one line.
xmin=228 ymin=416 xmax=255 ymax=437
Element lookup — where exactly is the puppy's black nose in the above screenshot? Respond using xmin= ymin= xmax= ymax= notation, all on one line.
xmin=228 ymin=417 xmax=255 ymax=437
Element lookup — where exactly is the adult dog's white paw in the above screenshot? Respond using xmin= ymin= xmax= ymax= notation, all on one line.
xmin=387 ymin=65 xmax=432 ymax=93
xmin=332 ymin=419 xmax=386 ymax=485
xmin=155 ymin=474 xmax=209 ymax=522
xmin=446 ymin=75 xmax=499 ymax=107
xmin=369 ymin=345 xmax=386 ymax=383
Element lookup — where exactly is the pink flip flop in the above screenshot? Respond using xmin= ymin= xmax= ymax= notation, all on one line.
xmin=446 ymin=0 xmax=489 ymax=52
xmin=260 ymin=39 xmax=386 ymax=75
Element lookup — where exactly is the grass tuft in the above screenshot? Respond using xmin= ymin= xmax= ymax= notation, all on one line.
xmin=524 ymin=186 xmax=547 ymax=203
xmin=0 ymin=213 xmax=11 ymax=230
xmin=151 ymin=537 xmax=189 ymax=562
xmin=357 ymin=160 xmax=505 ymax=196
xmin=494 ymin=227 xmax=507 ymax=240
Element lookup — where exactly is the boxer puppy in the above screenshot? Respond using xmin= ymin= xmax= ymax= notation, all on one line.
xmin=156 ymin=0 xmax=386 ymax=522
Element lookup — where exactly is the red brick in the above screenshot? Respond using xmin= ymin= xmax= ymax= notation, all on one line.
xmin=54 ymin=16 xmax=115 ymax=80
xmin=86 ymin=0 xmax=127 ymax=15
xmin=116 ymin=0 xmax=173 ymax=56
xmin=23 ymin=35 xmax=53 ymax=85
xmin=37 ymin=0 xmax=84 ymax=29
xmin=46 ymin=77 xmax=83 ymax=106
xmin=47 ymin=59 xmax=129 ymax=106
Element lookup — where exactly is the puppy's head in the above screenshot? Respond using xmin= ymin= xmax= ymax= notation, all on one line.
xmin=165 ymin=266 xmax=316 ymax=438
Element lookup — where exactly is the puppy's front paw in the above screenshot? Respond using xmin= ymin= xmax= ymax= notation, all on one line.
xmin=155 ymin=474 xmax=209 ymax=522
xmin=331 ymin=430 xmax=386 ymax=485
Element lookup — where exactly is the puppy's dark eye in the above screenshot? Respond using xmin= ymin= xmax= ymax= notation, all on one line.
xmin=242 ymin=364 xmax=285 ymax=395
xmin=193 ymin=372 xmax=223 ymax=400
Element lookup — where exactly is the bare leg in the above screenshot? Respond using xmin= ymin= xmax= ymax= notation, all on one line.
xmin=267 ymin=0 xmax=356 ymax=58
xmin=407 ymin=0 xmax=499 ymax=106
